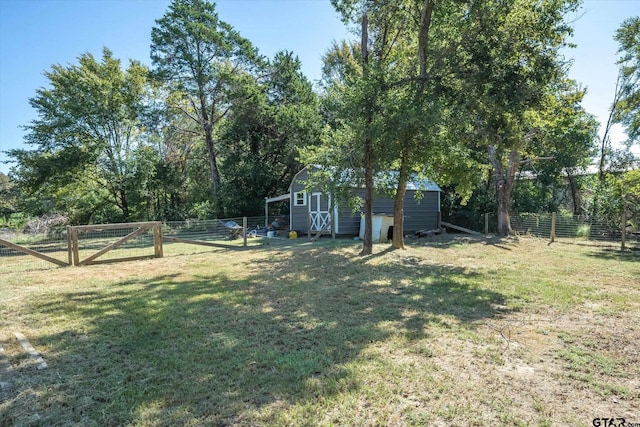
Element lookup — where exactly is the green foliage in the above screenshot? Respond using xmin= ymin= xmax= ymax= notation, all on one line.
xmin=589 ymin=168 xmax=640 ymax=231
xmin=151 ymin=0 xmax=263 ymax=216
xmin=4 ymin=0 xmax=608 ymax=229
xmin=622 ymin=169 xmax=640 ymax=229
xmin=613 ymin=16 xmax=640 ymax=143
xmin=8 ymin=49 xmax=152 ymax=223
xmin=452 ymin=0 xmax=585 ymax=234
xmin=219 ymin=52 xmax=322 ymax=217
xmin=322 ymin=0 xmax=587 ymax=239
xmin=0 ymin=172 xmax=19 ymax=216
xmin=575 ymin=224 xmax=591 ymax=238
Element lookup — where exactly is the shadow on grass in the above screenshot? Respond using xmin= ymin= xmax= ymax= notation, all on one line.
xmin=585 ymin=247 xmax=640 ymax=264
xmin=407 ymin=233 xmax=517 ymax=251
xmin=3 ymin=245 xmax=512 ymax=426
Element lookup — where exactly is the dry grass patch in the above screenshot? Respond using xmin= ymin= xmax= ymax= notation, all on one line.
xmin=0 ymin=236 xmax=638 ymax=426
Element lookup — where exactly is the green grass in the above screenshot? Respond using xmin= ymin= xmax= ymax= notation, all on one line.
xmin=1 ymin=235 xmax=639 ymax=426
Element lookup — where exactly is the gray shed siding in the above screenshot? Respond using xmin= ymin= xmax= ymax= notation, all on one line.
xmin=336 ymin=189 xmax=440 ymax=235
xmin=289 ymin=169 xmax=311 ymax=233
xmin=288 ymin=166 xmax=440 ymax=235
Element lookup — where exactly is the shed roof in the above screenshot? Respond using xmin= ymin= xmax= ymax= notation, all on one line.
xmin=292 ymin=165 xmax=441 ymax=192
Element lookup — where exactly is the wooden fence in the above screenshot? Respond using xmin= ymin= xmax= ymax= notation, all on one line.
xmin=0 ymin=218 xmax=265 ymax=270
xmin=67 ymin=222 xmax=163 ymax=266
xmin=0 ymin=237 xmax=69 ymax=267
xmin=0 ymin=221 xmax=164 ymax=269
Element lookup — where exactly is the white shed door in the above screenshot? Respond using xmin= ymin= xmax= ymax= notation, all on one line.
xmin=309 ymin=192 xmax=332 ymax=231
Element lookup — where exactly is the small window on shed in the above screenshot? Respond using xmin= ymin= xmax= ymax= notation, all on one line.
xmin=294 ymin=191 xmax=307 ymax=206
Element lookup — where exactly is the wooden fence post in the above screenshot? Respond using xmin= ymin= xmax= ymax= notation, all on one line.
xmin=66 ymin=226 xmax=73 ymax=266
xmin=243 ymin=217 xmax=248 ymax=248
xmin=550 ymin=212 xmax=556 ymax=243
xmin=621 ymin=207 xmax=627 ymax=251
xmin=71 ymin=227 xmax=80 ymax=266
xmin=484 ymin=213 xmax=489 ymax=235
xmin=153 ymin=222 xmax=163 ymax=258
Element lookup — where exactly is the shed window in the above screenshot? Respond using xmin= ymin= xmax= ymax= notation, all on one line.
xmin=294 ymin=191 xmax=306 ymax=206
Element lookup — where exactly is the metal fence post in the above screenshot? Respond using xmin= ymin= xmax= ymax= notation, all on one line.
xmin=621 ymin=207 xmax=627 ymax=251
xmin=243 ymin=217 xmax=248 ymax=248
xmin=484 ymin=213 xmax=489 ymax=235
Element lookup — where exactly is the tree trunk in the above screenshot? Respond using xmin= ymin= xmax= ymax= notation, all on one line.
xmin=495 ymin=177 xmax=512 ymax=236
xmin=360 ymin=12 xmax=374 ymax=256
xmin=119 ymin=188 xmax=129 ymax=220
xmin=566 ymin=172 xmax=581 ymax=215
xmin=361 ymin=148 xmax=374 ymax=255
xmin=488 ymin=145 xmax=519 ymax=236
xmin=204 ymin=125 xmax=224 ymax=217
xmin=392 ymin=153 xmax=410 ymax=249
xmin=418 ymin=0 xmax=435 ymax=78
xmin=594 ymin=72 xmax=622 ymax=217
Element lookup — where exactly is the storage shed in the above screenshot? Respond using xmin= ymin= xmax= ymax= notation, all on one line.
xmin=265 ymin=166 xmax=441 ymax=237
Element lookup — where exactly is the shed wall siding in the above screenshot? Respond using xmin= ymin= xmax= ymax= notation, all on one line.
xmin=290 ymin=169 xmax=310 ymax=233
xmin=288 ymin=166 xmax=440 ymax=235
xmin=335 ymin=189 xmax=439 ymax=235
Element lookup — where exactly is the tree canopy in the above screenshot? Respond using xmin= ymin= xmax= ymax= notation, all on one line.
xmin=614 ymin=16 xmax=640 ymax=144
xmin=318 ymin=0 xmax=585 ymax=241
xmin=151 ymin=0 xmax=261 ymax=216
xmin=5 ymin=0 xmax=616 ymax=237
xmin=9 ymin=48 xmax=150 ymax=223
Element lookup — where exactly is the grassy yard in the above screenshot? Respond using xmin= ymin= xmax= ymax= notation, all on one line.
xmin=1 ymin=235 xmax=638 ymax=426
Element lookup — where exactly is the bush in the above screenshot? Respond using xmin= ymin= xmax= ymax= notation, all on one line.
xmin=576 ymin=224 xmax=591 ymax=238
xmin=0 ymin=212 xmax=28 ymax=229
xmin=23 ymin=214 xmax=69 ymax=236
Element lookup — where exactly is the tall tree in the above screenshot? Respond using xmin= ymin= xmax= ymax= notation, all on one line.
xmin=313 ymin=12 xmax=386 ymax=255
xmin=142 ymin=86 xmax=211 ymax=220
xmin=219 ymin=51 xmax=322 ymax=217
xmin=535 ymin=83 xmax=599 ymax=214
xmin=613 ymin=16 xmax=640 ymax=144
xmin=592 ymin=16 xmax=638 ymax=217
xmin=326 ymin=0 xmax=432 ymax=252
xmin=359 ymin=13 xmax=376 ymax=255
xmin=151 ymin=0 xmax=261 ymax=217
xmin=328 ymin=0 xmax=494 ymax=248
xmin=458 ymin=0 xmax=580 ymax=235
xmin=9 ymin=48 xmax=149 ymax=223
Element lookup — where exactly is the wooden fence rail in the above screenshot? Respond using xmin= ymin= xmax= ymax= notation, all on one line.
xmin=67 ymin=222 xmax=163 ymax=266
xmin=0 ymin=238 xmax=69 ymax=267
xmin=1 ymin=218 xmax=254 ymax=270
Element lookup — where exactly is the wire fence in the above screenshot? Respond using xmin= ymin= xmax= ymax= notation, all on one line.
xmin=491 ymin=212 xmax=637 ymax=249
xmin=0 ymin=226 xmax=70 ymax=274
xmin=0 ymin=216 xmax=296 ymax=274
xmin=517 ymin=213 xmax=637 ymax=249
xmin=3 ymin=212 xmax=636 ymax=274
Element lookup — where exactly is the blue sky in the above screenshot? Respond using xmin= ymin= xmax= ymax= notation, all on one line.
xmin=0 ymin=0 xmax=638 ymax=175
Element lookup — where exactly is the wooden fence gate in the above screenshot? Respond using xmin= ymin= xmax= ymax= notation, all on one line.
xmin=67 ymin=222 xmax=163 ymax=266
